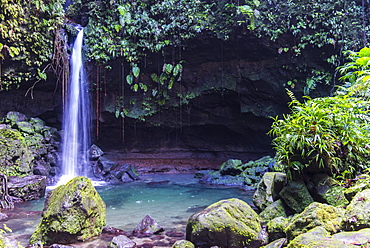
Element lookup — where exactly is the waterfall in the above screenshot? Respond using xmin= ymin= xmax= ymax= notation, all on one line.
xmin=58 ymin=28 xmax=91 ymax=185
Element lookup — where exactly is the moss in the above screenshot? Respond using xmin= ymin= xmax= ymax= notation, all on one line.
xmin=285 ymin=202 xmax=344 ymax=240
xmin=0 ymin=128 xmax=33 ymax=177
xmin=187 ymin=198 xmax=261 ymax=247
xmin=30 ymin=177 xmax=106 ymax=245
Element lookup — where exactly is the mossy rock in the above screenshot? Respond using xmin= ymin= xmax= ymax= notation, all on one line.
xmin=259 ymin=199 xmax=287 ymax=223
xmin=285 ymin=202 xmax=344 ymax=240
xmin=219 ymin=159 xmax=243 ymax=176
xmin=253 ymin=172 xmax=287 ymax=211
xmin=30 ymin=176 xmax=106 ymax=245
xmin=287 ymin=226 xmax=355 ymax=248
xmin=344 ymin=174 xmax=370 ymax=201
xmin=344 ymin=189 xmax=370 ymax=230
xmin=332 ymin=228 xmax=370 ymax=247
xmin=309 ymin=173 xmax=348 ymax=207
xmin=0 ymin=128 xmax=34 ymax=177
xmin=172 ymin=240 xmax=195 ymax=248
xmin=186 ymin=198 xmax=262 ymax=248
xmin=279 ymin=180 xmax=313 ymax=213
xmin=266 ymin=216 xmax=290 ymax=241
xmin=261 ymin=238 xmax=287 ymax=248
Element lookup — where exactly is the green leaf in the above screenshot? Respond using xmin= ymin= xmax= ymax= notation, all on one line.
xmin=173 ymin=63 xmax=183 ymax=77
xmin=163 ymin=63 xmax=173 ymax=74
xmin=151 ymin=73 xmax=159 ymax=83
xmin=132 ymin=66 xmax=140 ymax=78
xmin=358 ymin=47 xmax=370 ymax=58
xmin=37 ymin=68 xmax=47 ymax=80
xmin=133 ymin=83 xmax=138 ymax=92
xmin=126 ymin=74 xmax=133 ymax=85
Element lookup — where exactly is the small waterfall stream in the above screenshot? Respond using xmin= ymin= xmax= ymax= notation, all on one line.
xmin=59 ymin=28 xmax=91 ymax=184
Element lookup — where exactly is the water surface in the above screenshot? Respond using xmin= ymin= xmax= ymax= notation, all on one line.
xmin=3 ymin=173 xmax=254 ymax=245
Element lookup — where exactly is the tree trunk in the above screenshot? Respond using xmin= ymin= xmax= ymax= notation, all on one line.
xmin=0 ymin=173 xmax=14 ymax=209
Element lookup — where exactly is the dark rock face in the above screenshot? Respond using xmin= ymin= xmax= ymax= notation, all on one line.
xmin=0 ymin=32 xmax=333 ymax=160
xmin=8 ymin=175 xmax=46 ymax=201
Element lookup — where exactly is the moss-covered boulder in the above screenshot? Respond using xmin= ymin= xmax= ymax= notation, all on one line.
xmin=0 ymin=112 xmax=61 ymax=179
xmin=253 ymin=172 xmax=287 ymax=211
xmin=287 ymin=226 xmax=355 ymax=248
xmin=266 ymin=216 xmax=290 ymax=241
xmin=172 ymin=240 xmax=195 ymax=248
xmin=279 ymin=180 xmax=314 ymax=213
xmin=309 ymin=173 xmax=348 ymax=207
xmin=0 ymin=128 xmax=34 ymax=177
xmin=344 ymin=189 xmax=370 ymax=230
xmin=219 ymin=159 xmax=243 ymax=176
xmin=259 ymin=199 xmax=287 ymax=223
xmin=332 ymin=228 xmax=370 ymax=247
xmin=30 ymin=176 xmax=106 ymax=245
xmin=186 ymin=198 xmax=262 ymax=248
xmin=285 ymin=202 xmax=344 ymax=240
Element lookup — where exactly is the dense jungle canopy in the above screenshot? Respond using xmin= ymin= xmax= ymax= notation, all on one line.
xmin=1 ymin=0 xmax=369 ymax=93
xmin=1 ymin=0 xmax=370 ymax=159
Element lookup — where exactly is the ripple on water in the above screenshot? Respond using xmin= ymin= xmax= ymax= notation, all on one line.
xmin=3 ymin=173 xmax=254 ymax=246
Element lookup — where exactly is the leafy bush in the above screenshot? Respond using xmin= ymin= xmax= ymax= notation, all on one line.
xmin=269 ymin=47 xmax=370 ymax=180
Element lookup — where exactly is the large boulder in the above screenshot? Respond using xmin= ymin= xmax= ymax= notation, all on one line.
xmin=308 ymin=173 xmax=348 ymax=207
xmin=8 ymin=175 xmax=46 ymax=201
xmin=0 ymin=128 xmax=34 ymax=177
xmin=259 ymin=199 xmax=287 ymax=223
xmin=30 ymin=176 xmax=106 ymax=245
xmin=344 ymin=189 xmax=370 ymax=230
xmin=285 ymin=202 xmax=344 ymax=240
xmin=332 ymin=228 xmax=370 ymax=247
xmin=186 ymin=198 xmax=263 ymax=248
xmin=279 ymin=180 xmax=313 ymax=213
xmin=266 ymin=216 xmax=290 ymax=242
xmin=253 ymin=172 xmax=287 ymax=211
xmin=287 ymin=226 xmax=356 ymax=248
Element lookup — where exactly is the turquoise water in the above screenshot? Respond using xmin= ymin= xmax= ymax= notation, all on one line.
xmin=4 ymin=173 xmax=254 ymax=244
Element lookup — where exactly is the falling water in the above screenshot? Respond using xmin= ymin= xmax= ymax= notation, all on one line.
xmin=59 ymin=27 xmax=91 ymax=185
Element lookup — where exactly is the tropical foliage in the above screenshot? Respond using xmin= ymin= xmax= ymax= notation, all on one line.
xmin=270 ymin=47 xmax=370 ymax=180
xmin=0 ymin=0 xmax=65 ymax=90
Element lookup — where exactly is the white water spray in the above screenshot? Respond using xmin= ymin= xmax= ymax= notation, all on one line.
xmin=58 ymin=28 xmax=91 ymax=185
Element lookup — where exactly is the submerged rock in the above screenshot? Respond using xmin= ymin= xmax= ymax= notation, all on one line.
xmin=186 ymin=198 xmax=262 ymax=248
xmin=30 ymin=176 xmax=106 ymax=245
xmin=108 ymin=235 xmax=136 ymax=248
xmin=133 ymin=215 xmax=164 ymax=236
